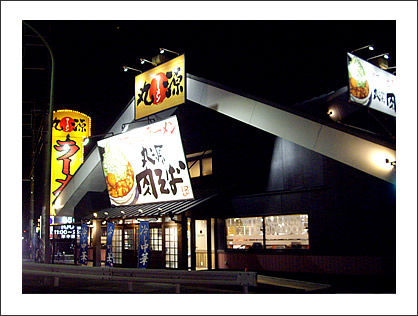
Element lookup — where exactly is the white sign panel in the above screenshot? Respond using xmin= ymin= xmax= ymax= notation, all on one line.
xmin=347 ymin=52 xmax=396 ymax=117
xmin=97 ymin=116 xmax=194 ymax=206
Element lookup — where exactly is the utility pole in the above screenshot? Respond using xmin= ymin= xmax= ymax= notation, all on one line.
xmin=23 ymin=21 xmax=54 ymax=264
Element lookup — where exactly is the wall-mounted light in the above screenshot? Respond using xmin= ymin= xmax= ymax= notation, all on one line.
xmin=93 ymin=213 xmax=98 ymax=218
xmin=123 ymin=66 xmax=143 ymax=73
xmin=159 ymin=47 xmax=179 ymax=56
xmin=367 ymin=53 xmax=389 ymax=61
xmin=102 ymin=220 xmax=107 ymax=225
xmin=120 ymin=210 xmax=125 ymax=214
xmin=86 ymin=220 xmax=91 ymax=225
xmin=104 ymin=212 xmax=109 ymax=215
xmin=385 ymin=159 xmax=396 ymax=167
xmin=351 ymin=44 xmax=374 ymax=53
xmin=140 ymin=58 xmax=157 ymax=66
xmin=118 ymin=219 xmax=124 ymax=225
xmin=83 ymin=132 xmax=114 ymax=146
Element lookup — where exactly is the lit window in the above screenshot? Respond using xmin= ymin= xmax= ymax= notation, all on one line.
xmin=186 ymin=150 xmax=212 ymax=178
xmin=225 ymin=214 xmax=309 ymax=250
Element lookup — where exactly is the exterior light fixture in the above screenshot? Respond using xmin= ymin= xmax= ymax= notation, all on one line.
xmin=350 ymin=44 xmax=374 ymax=53
xmin=86 ymin=220 xmax=91 ymax=225
xmin=140 ymin=58 xmax=157 ymax=66
xmin=104 ymin=212 xmax=109 ymax=215
xmin=118 ymin=219 xmax=124 ymax=225
xmin=385 ymin=159 xmax=396 ymax=167
xmin=123 ymin=66 xmax=142 ymax=73
xmin=102 ymin=220 xmax=107 ymax=225
xmin=121 ymin=210 xmax=125 ymax=214
xmin=93 ymin=213 xmax=98 ymax=218
xmin=367 ymin=53 xmax=389 ymax=61
xmin=83 ymin=132 xmax=114 ymax=146
xmin=159 ymin=47 xmax=179 ymax=56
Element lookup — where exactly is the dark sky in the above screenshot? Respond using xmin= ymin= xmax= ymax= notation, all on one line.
xmin=23 ymin=20 xmax=396 ymax=136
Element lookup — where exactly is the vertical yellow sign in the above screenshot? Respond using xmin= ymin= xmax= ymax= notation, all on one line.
xmin=135 ymin=54 xmax=185 ymax=120
xmin=50 ymin=110 xmax=91 ymax=215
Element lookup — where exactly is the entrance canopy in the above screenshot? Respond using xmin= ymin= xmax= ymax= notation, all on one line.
xmin=82 ymin=188 xmax=219 ymax=220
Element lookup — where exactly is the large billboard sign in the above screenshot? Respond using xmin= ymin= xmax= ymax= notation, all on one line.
xmin=347 ymin=52 xmax=396 ymax=117
xmin=50 ymin=110 xmax=91 ymax=215
xmin=97 ymin=116 xmax=194 ymax=207
xmin=135 ymin=54 xmax=185 ymax=120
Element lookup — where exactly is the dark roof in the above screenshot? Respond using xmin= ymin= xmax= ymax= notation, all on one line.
xmin=83 ymin=188 xmax=219 ymax=220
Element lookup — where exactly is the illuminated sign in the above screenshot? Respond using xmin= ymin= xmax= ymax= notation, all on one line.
xmin=97 ymin=116 xmax=194 ymax=206
xmin=135 ymin=54 xmax=185 ymax=120
xmin=50 ymin=110 xmax=91 ymax=215
xmin=50 ymin=224 xmax=80 ymax=239
xmin=347 ymin=52 xmax=396 ymax=117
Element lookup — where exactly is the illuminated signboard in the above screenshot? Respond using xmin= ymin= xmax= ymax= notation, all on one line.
xmin=135 ymin=54 xmax=185 ymax=120
xmin=50 ymin=110 xmax=91 ymax=215
xmin=347 ymin=52 xmax=396 ymax=117
xmin=97 ymin=116 xmax=194 ymax=206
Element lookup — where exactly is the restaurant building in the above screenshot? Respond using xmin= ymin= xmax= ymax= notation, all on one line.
xmin=53 ymin=58 xmax=396 ymax=281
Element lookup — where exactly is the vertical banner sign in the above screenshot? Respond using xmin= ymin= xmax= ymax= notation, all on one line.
xmin=137 ymin=221 xmax=150 ymax=269
xmin=50 ymin=110 xmax=91 ymax=215
xmin=135 ymin=54 xmax=185 ymax=120
xmin=97 ymin=116 xmax=194 ymax=207
xmin=79 ymin=224 xmax=88 ymax=265
xmin=105 ymin=222 xmax=115 ymax=267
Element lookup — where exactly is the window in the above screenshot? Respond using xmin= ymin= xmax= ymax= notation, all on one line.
xmin=186 ymin=150 xmax=212 ymax=178
xmin=124 ymin=228 xmax=135 ymax=250
xmin=150 ymin=227 xmax=162 ymax=251
xmin=226 ymin=217 xmax=264 ymax=249
xmin=225 ymin=214 xmax=309 ymax=250
xmin=112 ymin=228 xmax=122 ymax=264
xmin=165 ymin=227 xmax=178 ymax=268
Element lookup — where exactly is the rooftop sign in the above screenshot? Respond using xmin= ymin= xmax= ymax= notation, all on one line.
xmin=135 ymin=54 xmax=185 ymax=120
xmin=347 ymin=52 xmax=396 ymax=117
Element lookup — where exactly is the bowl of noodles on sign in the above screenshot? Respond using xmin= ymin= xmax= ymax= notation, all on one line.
xmin=102 ymin=143 xmax=137 ymax=206
xmin=348 ymin=55 xmax=371 ymax=105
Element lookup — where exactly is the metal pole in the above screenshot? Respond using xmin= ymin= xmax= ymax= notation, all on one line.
xmin=23 ymin=21 xmax=54 ymax=264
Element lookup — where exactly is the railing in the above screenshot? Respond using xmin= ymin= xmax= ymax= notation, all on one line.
xmin=22 ymin=262 xmax=257 ymax=293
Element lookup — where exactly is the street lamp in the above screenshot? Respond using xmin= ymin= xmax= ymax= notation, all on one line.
xmin=23 ymin=21 xmax=54 ymax=264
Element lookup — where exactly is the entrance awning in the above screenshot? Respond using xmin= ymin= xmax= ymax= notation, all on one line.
xmin=82 ymin=188 xmax=219 ymax=220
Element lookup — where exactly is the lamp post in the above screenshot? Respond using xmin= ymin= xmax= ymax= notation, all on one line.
xmin=23 ymin=21 xmax=54 ymax=264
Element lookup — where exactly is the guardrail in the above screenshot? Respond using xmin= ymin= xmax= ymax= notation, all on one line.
xmin=22 ymin=262 xmax=257 ymax=293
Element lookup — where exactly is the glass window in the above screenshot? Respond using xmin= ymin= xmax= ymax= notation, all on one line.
xmin=188 ymin=160 xmax=200 ymax=178
xmin=150 ymin=227 xmax=162 ymax=251
xmin=186 ymin=150 xmax=212 ymax=178
xmin=124 ymin=229 xmax=135 ymax=250
xmin=225 ymin=214 xmax=309 ymax=250
xmin=112 ymin=228 xmax=122 ymax=264
xmin=265 ymin=215 xmax=309 ymax=249
xmin=165 ymin=227 xmax=178 ymax=268
xmin=226 ymin=217 xmax=264 ymax=249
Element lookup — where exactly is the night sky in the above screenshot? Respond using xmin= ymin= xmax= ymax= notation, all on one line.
xmin=23 ymin=19 xmax=396 ymax=136
xmin=3 ymin=2 xmax=417 ymax=314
